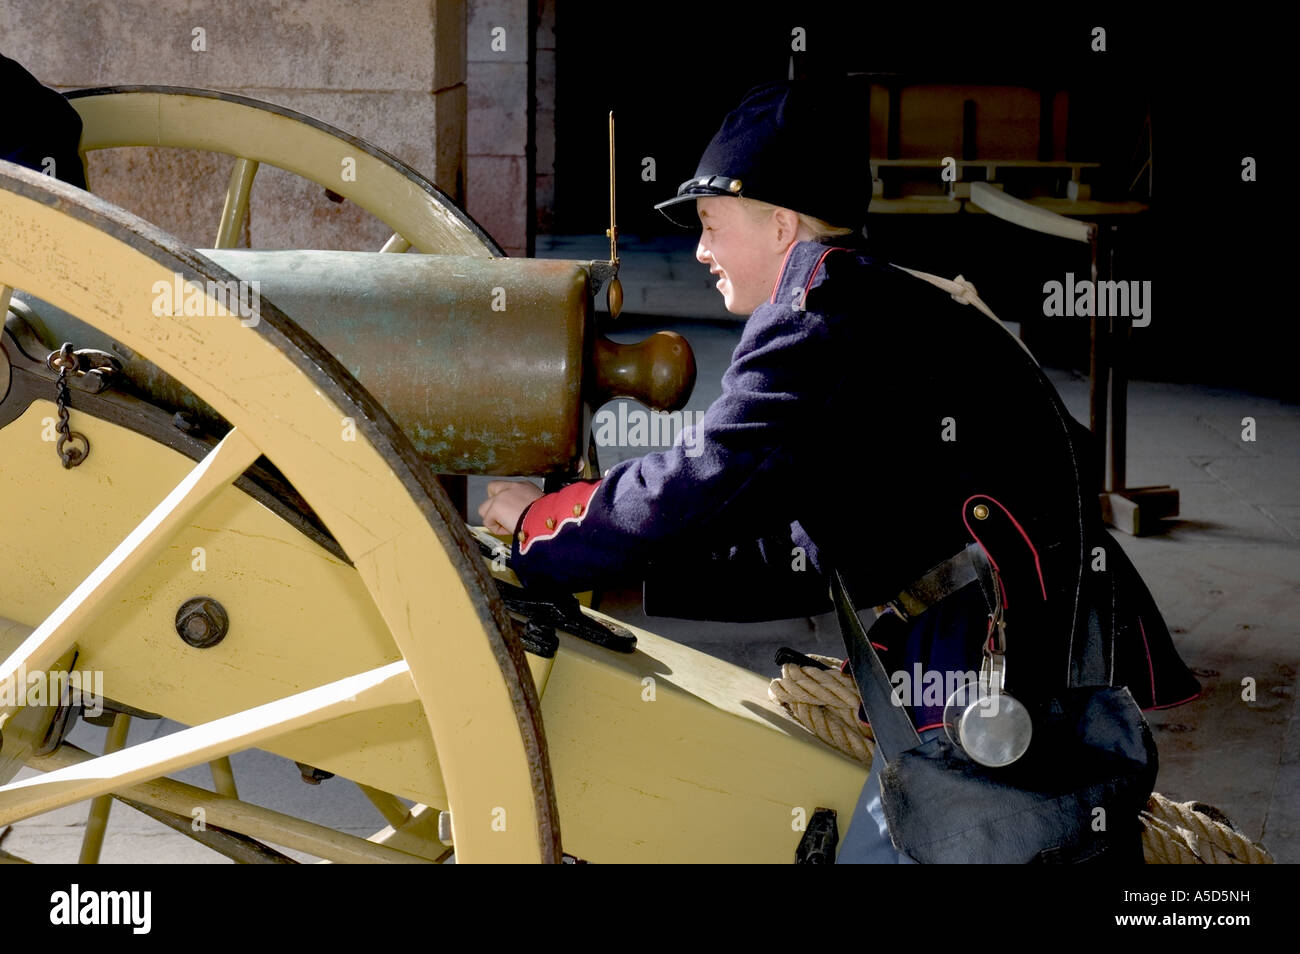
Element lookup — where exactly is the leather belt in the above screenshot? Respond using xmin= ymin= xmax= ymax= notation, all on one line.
xmin=885 ymin=542 xmax=994 ymax=621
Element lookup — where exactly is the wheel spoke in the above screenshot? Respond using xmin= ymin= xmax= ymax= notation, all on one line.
xmin=0 ymin=660 xmax=415 ymax=826
xmin=209 ymin=755 xmax=238 ymax=798
xmin=214 ymin=158 xmax=259 ymax=249
xmin=115 ymin=795 xmax=297 ymax=863
xmin=378 ymin=232 xmax=411 ymax=253
xmin=0 ymin=427 xmax=261 ymax=723
xmin=368 ymin=802 xmax=448 ymax=860
xmin=356 ymin=782 xmax=411 ymax=828
xmin=77 ymin=712 xmax=131 ymax=864
xmin=32 ymin=743 xmax=432 ymax=864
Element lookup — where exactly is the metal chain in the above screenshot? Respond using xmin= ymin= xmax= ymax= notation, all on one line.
xmin=47 ymin=342 xmax=90 ymax=468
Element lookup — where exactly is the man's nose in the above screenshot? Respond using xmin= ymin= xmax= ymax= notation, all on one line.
xmin=695 ymin=241 xmax=710 ymax=264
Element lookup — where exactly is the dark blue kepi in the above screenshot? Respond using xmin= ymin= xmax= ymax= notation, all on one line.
xmin=654 ymin=78 xmax=871 ymax=232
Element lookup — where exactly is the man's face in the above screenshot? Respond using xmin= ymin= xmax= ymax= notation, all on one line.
xmin=695 ymin=196 xmax=783 ymax=315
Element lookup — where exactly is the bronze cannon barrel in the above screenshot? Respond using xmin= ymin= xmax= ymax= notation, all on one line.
xmin=9 ymin=251 xmax=696 ymax=475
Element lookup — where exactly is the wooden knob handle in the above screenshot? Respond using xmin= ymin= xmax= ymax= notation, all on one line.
xmin=591 ymin=331 xmax=696 ymax=412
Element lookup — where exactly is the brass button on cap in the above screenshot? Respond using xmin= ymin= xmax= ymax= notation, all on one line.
xmin=573 ymin=504 xmax=583 ymax=516
xmin=973 ymin=503 xmax=990 ymax=520
xmin=545 ymin=517 xmax=556 ymax=529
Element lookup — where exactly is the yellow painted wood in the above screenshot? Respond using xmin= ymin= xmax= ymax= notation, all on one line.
xmin=356 ymin=783 xmax=412 ymax=829
xmin=0 ymin=403 xmax=446 ymax=805
xmin=213 ymin=158 xmax=258 ymax=249
xmin=368 ymin=802 xmax=449 ymax=861
xmin=0 ymin=621 xmax=73 ymax=786
xmin=33 ymin=744 xmax=433 ymax=864
xmin=539 ymin=625 xmax=871 ymax=863
xmin=0 ymin=165 xmax=555 ymax=861
xmin=77 ymin=712 xmax=131 ymax=864
xmin=353 ymin=533 xmax=548 ymax=858
xmin=0 ymin=405 xmax=542 ymax=812
xmin=209 ymin=757 xmax=238 ymax=799
xmin=0 ymin=661 xmax=414 ymax=826
xmin=0 ymin=427 xmax=261 ymax=726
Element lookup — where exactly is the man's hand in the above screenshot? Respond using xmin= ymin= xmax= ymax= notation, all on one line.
xmin=478 ymin=480 xmax=545 ymax=536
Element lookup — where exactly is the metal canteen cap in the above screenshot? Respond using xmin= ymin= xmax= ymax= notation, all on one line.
xmin=943 ymin=680 xmax=1033 ymax=768
xmin=946 ymin=681 xmax=1034 ymax=769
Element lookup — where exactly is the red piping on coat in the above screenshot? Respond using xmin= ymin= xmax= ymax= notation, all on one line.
xmin=1144 ymin=690 xmax=1202 ymax=711
xmin=802 ymin=246 xmax=849 ymax=302
xmin=767 ymin=244 xmax=850 ymax=306
xmin=1138 ymin=617 xmax=1157 ymax=708
xmin=960 ymin=494 xmax=1048 ymax=608
xmin=768 ymin=243 xmax=798 ymax=305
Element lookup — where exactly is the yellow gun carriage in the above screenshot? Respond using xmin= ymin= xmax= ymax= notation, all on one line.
xmin=0 ymin=87 xmax=871 ymax=864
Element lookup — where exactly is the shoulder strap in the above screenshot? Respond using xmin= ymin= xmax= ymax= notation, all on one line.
xmin=830 ymin=569 xmax=923 ymax=763
xmin=891 ymin=264 xmax=1038 ymax=364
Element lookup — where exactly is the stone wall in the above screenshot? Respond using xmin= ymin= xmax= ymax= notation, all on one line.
xmin=463 ymin=0 xmax=556 ymax=257
xmin=532 ymin=0 xmax=556 ymax=238
xmin=0 ymin=0 xmax=468 ymax=252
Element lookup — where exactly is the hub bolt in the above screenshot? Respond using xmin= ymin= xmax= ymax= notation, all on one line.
xmin=175 ymin=597 xmax=230 ymax=649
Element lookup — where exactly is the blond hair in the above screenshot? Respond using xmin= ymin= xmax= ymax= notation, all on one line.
xmin=738 ymin=196 xmax=855 ymax=243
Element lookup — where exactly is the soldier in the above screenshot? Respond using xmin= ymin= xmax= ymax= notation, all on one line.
xmin=479 ymin=80 xmax=1199 ymax=862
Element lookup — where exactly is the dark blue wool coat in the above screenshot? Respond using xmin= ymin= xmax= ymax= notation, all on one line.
xmin=513 ymin=241 xmax=1199 ymax=729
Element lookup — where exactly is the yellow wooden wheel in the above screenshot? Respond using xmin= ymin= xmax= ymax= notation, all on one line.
xmin=68 ymin=85 xmax=502 ymax=256
xmin=0 ymin=163 xmax=559 ymax=862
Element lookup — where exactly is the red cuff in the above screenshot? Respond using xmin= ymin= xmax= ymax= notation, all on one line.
xmin=518 ymin=480 xmax=602 ymax=555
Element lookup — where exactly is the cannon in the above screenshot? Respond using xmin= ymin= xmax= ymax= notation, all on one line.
xmin=0 ymin=88 xmax=871 ymax=863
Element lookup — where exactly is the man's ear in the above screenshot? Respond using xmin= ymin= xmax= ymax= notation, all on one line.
xmin=772 ymin=207 xmax=801 ymax=248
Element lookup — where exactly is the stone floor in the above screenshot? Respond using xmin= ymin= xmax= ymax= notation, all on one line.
xmin=7 ymin=236 xmax=1297 ymax=864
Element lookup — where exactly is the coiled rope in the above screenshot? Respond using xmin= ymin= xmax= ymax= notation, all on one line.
xmin=768 ymin=655 xmax=1273 ymax=864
